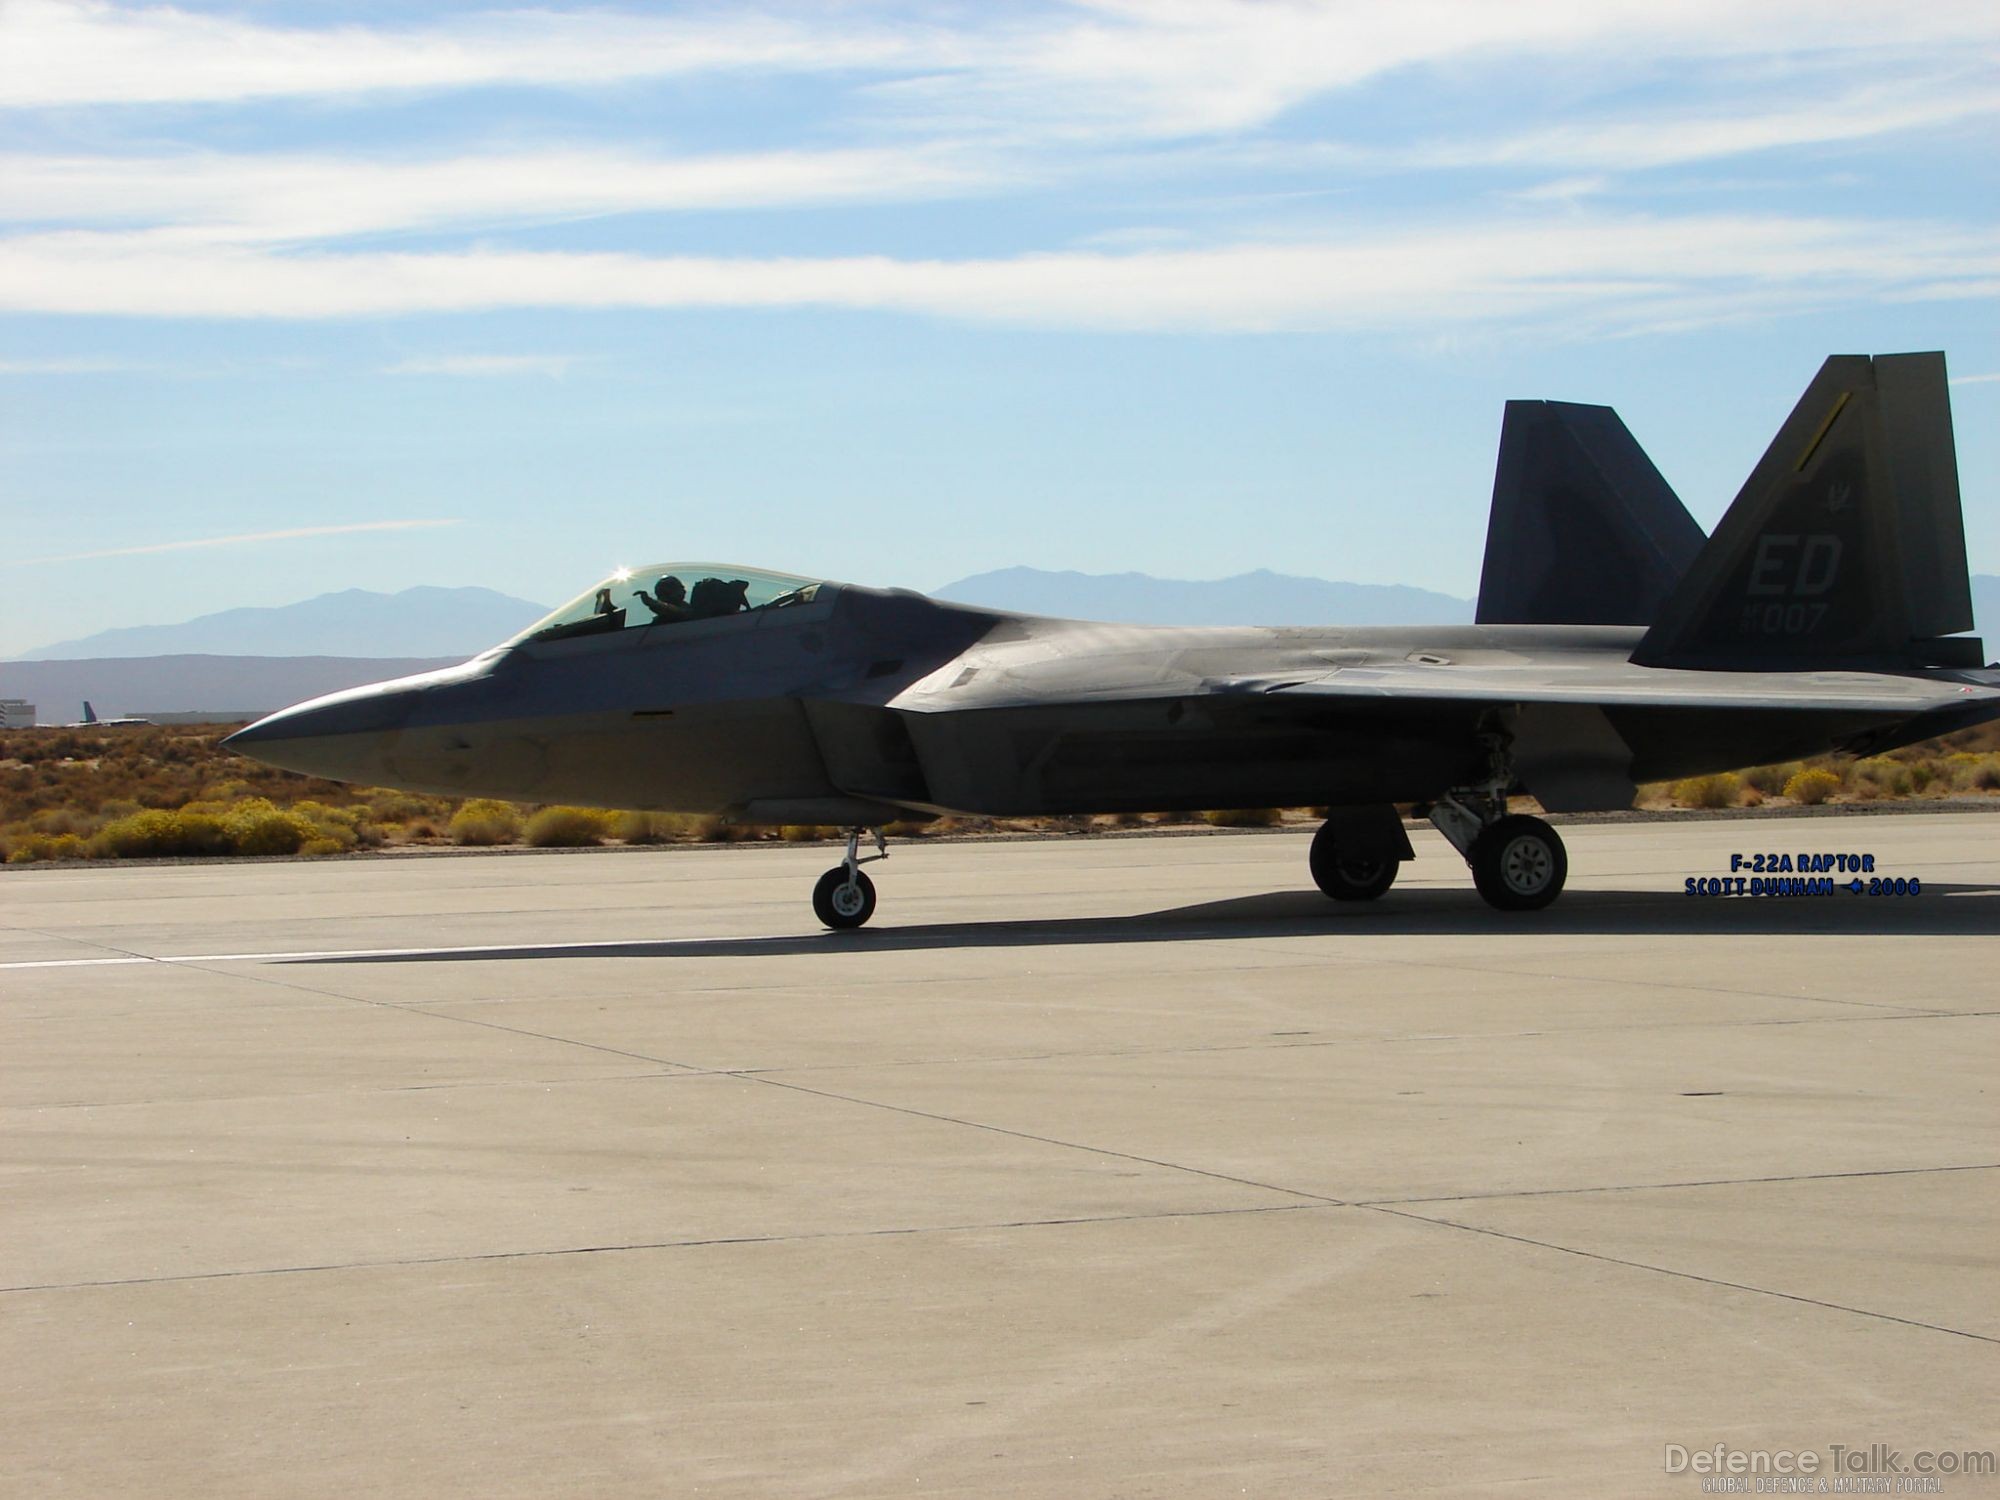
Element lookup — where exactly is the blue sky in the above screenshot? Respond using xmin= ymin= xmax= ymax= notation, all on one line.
xmin=2 ymin=0 xmax=1997 ymax=658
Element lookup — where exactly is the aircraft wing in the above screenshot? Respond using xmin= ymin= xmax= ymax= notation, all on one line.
xmin=1205 ymin=664 xmax=1997 ymax=714
xmin=893 ymin=654 xmax=1998 ymax=718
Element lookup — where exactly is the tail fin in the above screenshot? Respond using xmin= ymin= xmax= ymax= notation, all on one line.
xmin=81 ymin=701 xmax=98 ymax=724
xmin=1633 ymin=352 xmax=1980 ymax=670
xmin=1476 ymin=400 xmax=1705 ymax=626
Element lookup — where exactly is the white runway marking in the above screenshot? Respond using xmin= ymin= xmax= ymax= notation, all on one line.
xmin=0 ymin=935 xmax=792 ymax=971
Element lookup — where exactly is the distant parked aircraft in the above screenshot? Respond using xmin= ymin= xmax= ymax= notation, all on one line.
xmin=67 ymin=701 xmax=151 ymax=728
xmin=231 ymin=352 xmax=1998 ymax=927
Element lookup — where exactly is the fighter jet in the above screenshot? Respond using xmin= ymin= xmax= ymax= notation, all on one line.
xmin=229 ymin=352 xmax=1998 ymax=928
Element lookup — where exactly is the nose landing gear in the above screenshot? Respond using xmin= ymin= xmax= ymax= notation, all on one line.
xmin=813 ymin=827 xmax=887 ymax=929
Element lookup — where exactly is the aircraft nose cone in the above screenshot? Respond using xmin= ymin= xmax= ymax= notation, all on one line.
xmin=225 ymin=682 xmax=417 ymax=783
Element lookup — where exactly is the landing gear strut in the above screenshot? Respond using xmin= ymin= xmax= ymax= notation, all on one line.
xmin=813 ymin=827 xmax=886 ymax=929
xmin=1427 ymin=722 xmax=1568 ymax=911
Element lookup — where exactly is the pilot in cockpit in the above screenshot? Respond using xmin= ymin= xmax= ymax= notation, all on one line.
xmin=689 ymin=577 xmax=751 ymax=618
xmin=637 ymin=574 xmax=692 ymax=623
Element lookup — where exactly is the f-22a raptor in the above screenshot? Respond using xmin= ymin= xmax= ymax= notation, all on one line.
xmin=230 ymin=352 xmax=2000 ymax=928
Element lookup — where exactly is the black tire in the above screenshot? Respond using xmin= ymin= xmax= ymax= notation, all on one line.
xmin=812 ymin=867 xmax=877 ymax=929
xmin=1308 ymin=819 xmax=1399 ymax=901
xmin=1469 ymin=815 xmax=1567 ymax=911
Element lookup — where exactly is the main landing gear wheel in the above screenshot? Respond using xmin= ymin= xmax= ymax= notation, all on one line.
xmin=1468 ymin=815 xmax=1567 ymax=912
xmin=1308 ymin=821 xmax=1398 ymax=901
xmin=813 ymin=867 xmax=877 ymax=929
xmin=813 ymin=827 xmax=888 ymax=929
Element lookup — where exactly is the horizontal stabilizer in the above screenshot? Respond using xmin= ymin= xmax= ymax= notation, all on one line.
xmin=1476 ymin=401 xmax=1705 ymax=627
xmin=1633 ymin=352 xmax=1978 ymax=670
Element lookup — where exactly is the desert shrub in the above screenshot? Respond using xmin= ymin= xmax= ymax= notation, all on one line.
xmin=91 ymin=808 xmax=233 ymax=858
xmin=399 ymin=818 xmax=442 ymax=841
xmin=1973 ymin=761 xmax=2000 ymax=792
xmin=289 ymin=799 xmax=382 ymax=849
xmin=779 ymin=823 xmax=839 ymax=842
xmin=1202 ymin=807 xmax=1283 ymax=827
xmin=6 ymin=831 xmax=87 ymax=863
xmin=221 ymin=799 xmax=318 ymax=856
xmin=28 ymin=805 xmax=99 ymax=836
xmin=611 ymin=810 xmax=672 ymax=844
xmin=1670 ymin=773 xmax=1741 ymax=810
xmin=1783 ymin=768 xmax=1841 ymax=805
xmin=449 ymin=798 xmax=523 ymax=846
xmin=525 ymin=806 xmax=613 ymax=847
xmin=1107 ymin=810 xmax=1148 ymax=827
xmin=367 ymin=791 xmax=441 ymax=823
xmin=1741 ymin=763 xmax=1803 ymax=796
xmin=1905 ymin=762 xmax=1937 ymax=793
xmin=306 ymin=818 xmax=360 ymax=851
xmin=680 ymin=814 xmax=731 ymax=842
xmin=1856 ymin=759 xmax=1911 ymax=797
xmin=299 ymin=837 xmax=347 ymax=857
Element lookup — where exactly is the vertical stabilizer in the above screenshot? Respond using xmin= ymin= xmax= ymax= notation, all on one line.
xmin=81 ymin=701 xmax=98 ymax=724
xmin=1476 ymin=400 xmax=1705 ymax=626
xmin=1876 ymin=353 xmax=1972 ymax=642
xmin=1632 ymin=352 xmax=1979 ymax=670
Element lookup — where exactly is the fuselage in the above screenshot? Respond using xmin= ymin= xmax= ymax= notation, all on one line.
xmin=226 ymin=579 xmax=1992 ymax=821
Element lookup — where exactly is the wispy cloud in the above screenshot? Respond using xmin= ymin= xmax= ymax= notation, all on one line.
xmin=8 ymin=0 xmax=1997 ymax=143
xmin=1949 ymin=372 xmax=2000 ymax=385
xmin=0 ymin=354 xmax=157 ymax=373
xmin=1399 ymin=76 xmax=2000 ymax=174
xmin=0 ymin=215 xmax=1990 ymax=335
xmin=386 ymin=354 xmax=577 ymax=378
xmin=0 ymin=3 xmax=1993 ymax=343
xmin=0 ymin=146 xmax=997 ymax=243
xmin=0 ymin=0 xmax=924 ymax=109
xmin=17 ymin=520 xmax=462 ymax=566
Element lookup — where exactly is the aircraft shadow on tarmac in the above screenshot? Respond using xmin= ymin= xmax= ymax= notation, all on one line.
xmin=284 ymin=882 xmax=2000 ymax=964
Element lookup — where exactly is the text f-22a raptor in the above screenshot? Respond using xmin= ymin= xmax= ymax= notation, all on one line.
xmin=231 ymin=352 xmax=2000 ymax=927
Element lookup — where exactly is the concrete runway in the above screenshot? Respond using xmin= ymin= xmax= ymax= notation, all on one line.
xmin=4 ymin=813 xmax=1997 ymax=1497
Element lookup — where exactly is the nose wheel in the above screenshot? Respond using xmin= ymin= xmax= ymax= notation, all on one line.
xmin=813 ymin=828 xmax=887 ymax=929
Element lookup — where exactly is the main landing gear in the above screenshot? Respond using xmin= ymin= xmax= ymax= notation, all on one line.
xmin=1308 ymin=804 xmax=1413 ymax=902
xmin=1419 ymin=718 xmax=1570 ymax=911
xmin=813 ymin=827 xmax=887 ymax=929
xmin=1428 ymin=798 xmax=1568 ymax=911
xmin=1312 ymin=721 xmax=1568 ymax=912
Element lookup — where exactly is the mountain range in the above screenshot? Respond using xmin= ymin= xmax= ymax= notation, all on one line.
xmin=19 ymin=586 xmax=551 ymax=661
xmin=932 ymin=567 xmax=1475 ymax=626
xmin=18 ymin=571 xmax=2000 ymax=661
xmin=0 ymin=656 xmax=465 ymax=727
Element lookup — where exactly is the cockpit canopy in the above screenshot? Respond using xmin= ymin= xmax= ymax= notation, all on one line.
xmin=507 ymin=564 xmax=824 ymax=647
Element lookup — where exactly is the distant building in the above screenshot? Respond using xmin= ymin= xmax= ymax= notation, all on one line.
xmin=0 ymin=698 xmax=36 ymax=728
